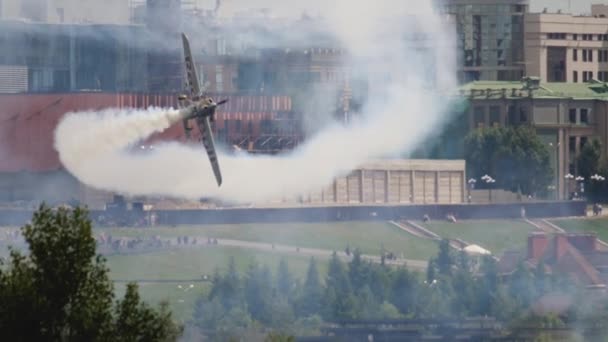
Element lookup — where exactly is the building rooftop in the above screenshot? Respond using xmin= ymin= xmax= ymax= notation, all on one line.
xmin=459 ymin=80 xmax=608 ymax=100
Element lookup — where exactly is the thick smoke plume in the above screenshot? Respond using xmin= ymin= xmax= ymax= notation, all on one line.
xmin=54 ymin=1 xmax=456 ymax=204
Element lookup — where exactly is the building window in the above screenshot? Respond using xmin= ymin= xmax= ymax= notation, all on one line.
xmin=590 ymin=71 xmax=594 ymax=80
xmin=474 ymin=106 xmax=485 ymax=127
xmin=548 ymin=33 xmax=566 ymax=40
xmin=581 ymin=136 xmax=588 ymax=148
xmin=490 ymin=106 xmax=501 ymax=126
xmin=215 ymin=65 xmax=223 ymax=92
xmin=573 ymin=49 xmax=578 ymax=61
xmin=573 ymin=34 xmax=578 ymax=40
xmin=583 ymin=50 xmax=588 ymax=62
xmin=519 ymin=107 xmax=528 ymax=123
xmin=590 ymin=50 xmax=594 ymax=62
xmin=569 ymin=137 xmax=576 ymax=153
xmin=569 ymin=108 xmax=577 ymax=123
xmin=580 ymin=108 xmax=589 ymax=124
xmin=507 ymin=105 xmax=517 ymax=125
xmin=573 ymin=71 xmax=578 ymax=82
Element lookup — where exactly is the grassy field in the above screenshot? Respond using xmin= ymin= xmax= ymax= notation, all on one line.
xmin=106 ymin=246 xmax=325 ymax=281
xmin=2 ymin=221 xmax=437 ymax=322
xmin=97 ymin=221 xmax=438 ymax=260
xmin=550 ymin=217 xmax=608 ymax=241
xmin=108 ymin=246 xmax=325 ymax=323
xmin=417 ymin=219 xmax=537 ymax=255
xmin=114 ymin=282 xmax=210 ymax=323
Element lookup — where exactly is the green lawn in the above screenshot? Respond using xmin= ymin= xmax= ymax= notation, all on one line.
xmin=107 ymin=246 xmax=332 ymax=324
xmin=550 ymin=217 xmax=608 ymax=241
xmin=114 ymin=282 xmax=210 ymax=323
xmin=97 ymin=221 xmax=437 ymax=260
xmin=417 ymin=219 xmax=537 ymax=255
xmin=106 ymin=246 xmax=325 ymax=281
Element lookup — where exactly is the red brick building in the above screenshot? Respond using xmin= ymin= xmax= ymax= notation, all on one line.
xmin=499 ymin=232 xmax=608 ymax=288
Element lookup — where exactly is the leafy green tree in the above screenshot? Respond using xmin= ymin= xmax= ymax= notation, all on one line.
xmin=297 ymin=258 xmax=323 ymax=317
xmin=324 ymin=252 xmax=357 ymax=320
xmin=391 ymin=268 xmax=418 ymax=316
xmin=436 ymin=239 xmax=454 ymax=276
xmin=277 ymin=258 xmax=293 ymax=299
xmin=114 ymin=283 xmax=182 ymax=341
xmin=244 ymin=262 xmax=273 ymax=324
xmin=0 ymin=204 xmax=182 ymax=341
xmin=348 ymin=248 xmax=371 ymax=292
xmin=209 ymin=257 xmax=243 ymax=312
xmin=577 ymin=138 xmax=602 ymax=180
xmin=465 ymin=126 xmax=553 ymax=196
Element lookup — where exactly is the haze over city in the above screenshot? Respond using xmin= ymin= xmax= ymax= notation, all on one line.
xmin=0 ymin=0 xmax=608 ymax=341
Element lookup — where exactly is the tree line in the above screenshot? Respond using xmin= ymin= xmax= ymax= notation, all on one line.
xmin=189 ymin=238 xmax=608 ymax=340
xmin=465 ymin=125 xmax=608 ymax=201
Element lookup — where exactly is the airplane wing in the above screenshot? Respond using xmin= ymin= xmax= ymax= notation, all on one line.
xmin=198 ymin=117 xmax=223 ymax=186
xmin=181 ymin=33 xmax=201 ymax=97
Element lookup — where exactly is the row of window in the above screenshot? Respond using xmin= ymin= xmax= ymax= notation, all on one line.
xmin=548 ymin=33 xmax=608 ymax=41
xmin=568 ymin=108 xmax=589 ymax=124
xmin=573 ymin=49 xmax=608 ymax=62
xmin=473 ymin=106 xmax=590 ymax=126
xmin=573 ymin=71 xmax=594 ymax=82
xmin=573 ymin=71 xmax=608 ymax=82
xmin=569 ymin=136 xmax=589 ymax=155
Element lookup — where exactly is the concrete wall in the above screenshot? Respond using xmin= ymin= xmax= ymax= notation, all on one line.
xmin=275 ymin=160 xmax=466 ymax=206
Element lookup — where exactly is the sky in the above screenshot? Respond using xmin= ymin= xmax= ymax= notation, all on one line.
xmin=195 ymin=0 xmax=605 ymax=17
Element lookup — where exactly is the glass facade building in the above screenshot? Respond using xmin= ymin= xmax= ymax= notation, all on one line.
xmin=439 ymin=0 xmax=529 ymax=82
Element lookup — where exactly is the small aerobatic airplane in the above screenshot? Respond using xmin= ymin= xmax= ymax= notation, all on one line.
xmin=178 ymin=32 xmax=228 ymax=187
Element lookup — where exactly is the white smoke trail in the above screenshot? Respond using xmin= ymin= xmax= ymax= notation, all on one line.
xmin=54 ymin=1 xmax=457 ymax=204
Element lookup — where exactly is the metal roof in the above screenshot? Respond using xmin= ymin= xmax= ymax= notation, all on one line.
xmin=459 ymin=80 xmax=608 ymax=100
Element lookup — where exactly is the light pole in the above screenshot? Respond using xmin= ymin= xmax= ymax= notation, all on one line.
xmin=565 ymin=173 xmax=574 ymax=199
xmin=468 ymin=178 xmax=477 ymax=203
xmin=482 ymin=175 xmax=496 ymax=203
xmin=548 ymin=142 xmax=561 ymax=200
xmin=576 ymin=176 xmax=585 ymax=199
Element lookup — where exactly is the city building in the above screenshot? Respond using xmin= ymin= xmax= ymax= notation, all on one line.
xmin=524 ymin=9 xmax=608 ymax=83
xmin=459 ymin=78 xmax=608 ymax=199
xmin=0 ymin=0 xmax=130 ymax=24
xmin=0 ymin=21 xmax=148 ymax=93
xmin=439 ymin=0 xmax=529 ymax=82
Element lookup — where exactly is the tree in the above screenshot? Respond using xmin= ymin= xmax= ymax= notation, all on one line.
xmin=297 ymin=258 xmax=323 ymax=317
xmin=324 ymin=252 xmax=356 ymax=320
xmin=436 ymin=239 xmax=454 ymax=276
xmin=277 ymin=258 xmax=293 ymax=299
xmin=0 ymin=204 xmax=182 ymax=341
xmin=244 ymin=262 xmax=273 ymax=324
xmin=465 ymin=126 xmax=553 ymax=196
xmin=577 ymin=139 xmax=606 ymax=201
xmin=577 ymin=138 xmax=602 ymax=180
xmin=391 ymin=268 xmax=418 ymax=316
